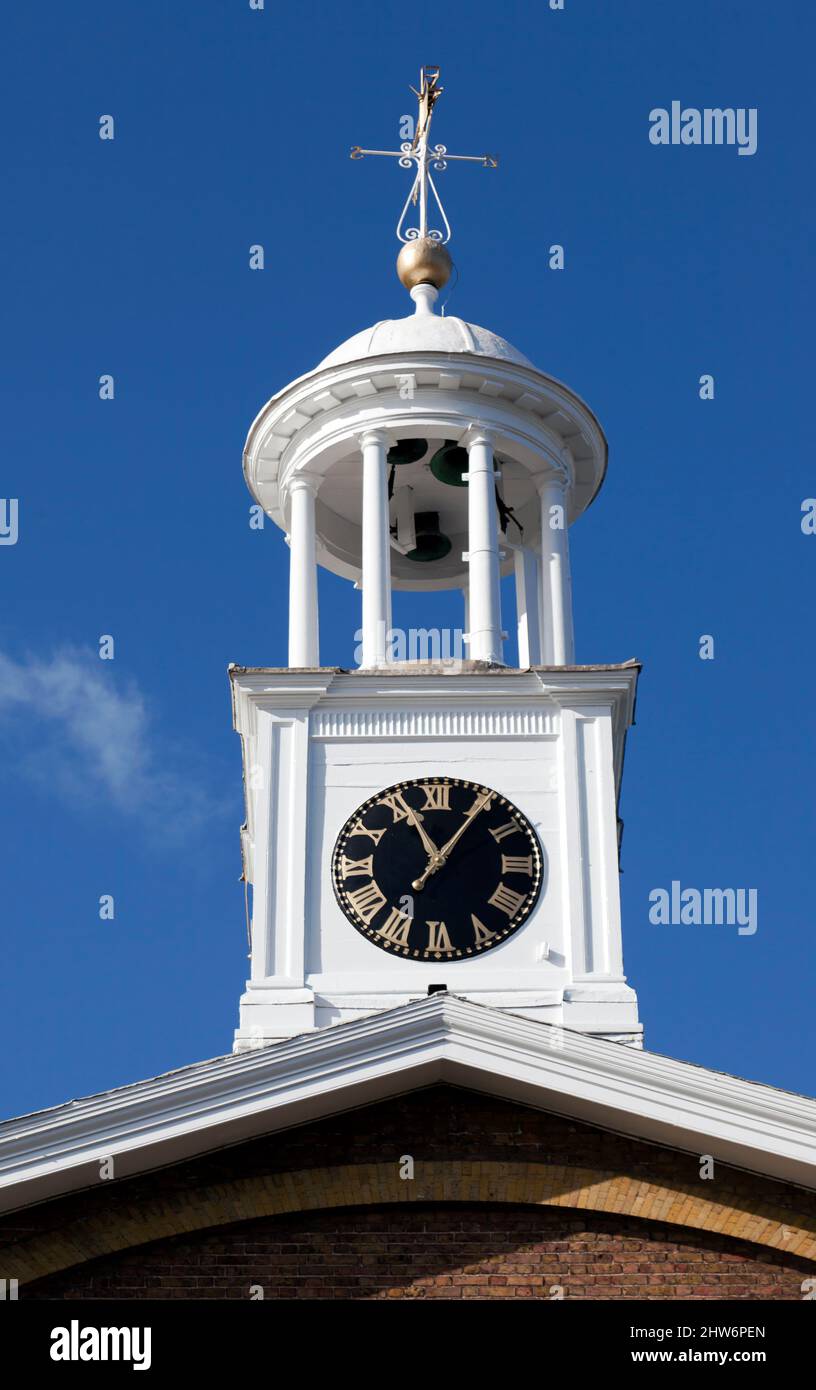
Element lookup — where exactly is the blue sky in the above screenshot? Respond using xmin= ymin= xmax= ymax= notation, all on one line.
xmin=1 ymin=1 xmax=814 ymax=1116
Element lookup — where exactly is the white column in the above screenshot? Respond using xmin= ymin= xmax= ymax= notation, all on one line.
xmin=287 ymin=477 xmax=319 ymax=667
xmin=360 ymin=429 xmax=391 ymax=668
xmin=465 ymin=429 xmax=503 ymax=664
xmin=539 ymin=474 xmax=575 ymax=665
xmin=514 ymin=546 xmax=542 ymax=667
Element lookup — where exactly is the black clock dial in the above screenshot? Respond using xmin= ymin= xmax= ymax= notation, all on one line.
xmin=331 ymin=777 xmax=543 ymax=961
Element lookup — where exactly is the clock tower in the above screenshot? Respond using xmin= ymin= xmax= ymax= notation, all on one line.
xmin=232 ymin=68 xmax=641 ymax=1050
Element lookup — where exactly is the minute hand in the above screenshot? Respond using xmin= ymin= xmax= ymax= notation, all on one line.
xmin=411 ymin=791 xmax=494 ymax=891
xmin=435 ymin=791 xmax=494 ymax=861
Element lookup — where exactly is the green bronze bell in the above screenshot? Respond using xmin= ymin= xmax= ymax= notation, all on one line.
xmin=406 ymin=511 xmax=452 ymax=562
xmin=387 ymin=438 xmax=428 ymax=466
xmin=429 ymin=440 xmax=469 ymax=487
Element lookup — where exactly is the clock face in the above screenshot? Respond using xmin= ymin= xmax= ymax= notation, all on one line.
xmin=331 ymin=777 xmax=543 ymax=961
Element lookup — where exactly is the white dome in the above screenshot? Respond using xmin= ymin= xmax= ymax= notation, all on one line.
xmin=318 ymin=307 xmax=533 ymax=370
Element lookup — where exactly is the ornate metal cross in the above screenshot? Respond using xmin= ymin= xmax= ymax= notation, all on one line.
xmin=350 ymin=66 xmax=497 ymax=245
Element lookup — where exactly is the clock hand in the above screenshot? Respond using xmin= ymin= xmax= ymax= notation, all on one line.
xmin=411 ymin=789 xmax=494 ymax=890
xmin=436 ymin=789 xmax=494 ymax=860
xmin=386 ymin=792 xmax=445 ymax=892
xmin=406 ymin=808 xmax=442 ymax=863
xmin=412 ymin=857 xmax=443 ymax=891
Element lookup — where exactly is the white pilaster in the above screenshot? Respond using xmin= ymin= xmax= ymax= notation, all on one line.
xmin=360 ymin=429 xmax=391 ymax=668
xmin=465 ymin=428 xmax=503 ymax=664
xmin=539 ymin=474 xmax=575 ymax=665
xmin=287 ymin=476 xmax=320 ymax=667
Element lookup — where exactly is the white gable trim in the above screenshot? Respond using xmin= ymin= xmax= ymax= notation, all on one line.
xmin=1 ymin=995 xmax=815 ymax=1214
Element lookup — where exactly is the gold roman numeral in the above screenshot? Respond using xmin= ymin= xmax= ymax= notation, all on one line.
xmin=340 ymin=855 xmax=375 ymax=879
xmin=346 ymin=881 xmax=387 ymax=925
xmin=488 ymin=883 xmax=527 ymax=918
xmin=471 ymin=914 xmax=497 ymax=947
xmin=376 ymin=907 xmax=413 ymax=947
xmin=349 ymin=817 xmax=386 ymax=845
xmin=420 ymin=782 xmax=450 ymax=811
xmin=378 ymin=792 xmax=412 ymax=824
xmin=426 ymin=921 xmax=453 ymax=953
xmin=501 ymin=854 xmax=534 ymax=876
xmin=490 ymin=820 xmax=519 ymax=844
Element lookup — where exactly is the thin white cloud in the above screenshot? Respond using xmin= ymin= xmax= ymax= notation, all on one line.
xmin=0 ymin=647 xmax=228 ymax=838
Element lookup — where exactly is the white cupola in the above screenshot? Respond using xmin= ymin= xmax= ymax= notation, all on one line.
xmin=244 ymin=272 xmax=607 ymax=669
xmin=232 ymin=67 xmax=641 ymax=1051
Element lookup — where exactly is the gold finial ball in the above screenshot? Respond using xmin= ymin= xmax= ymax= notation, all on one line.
xmin=396 ymin=237 xmax=453 ymax=291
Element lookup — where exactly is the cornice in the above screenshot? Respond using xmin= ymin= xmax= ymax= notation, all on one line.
xmin=0 ymin=995 xmax=814 ymax=1215
xmin=242 ymin=352 xmax=609 ymax=541
xmin=274 ymin=397 xmax=569 ymax=512
xmin=227 ymin=666 xmax=640 ymax=746
xmin=244 ymin=352 xmax=607 ymax=469
xmin=228 ymin=665 xmax=639 ymax=734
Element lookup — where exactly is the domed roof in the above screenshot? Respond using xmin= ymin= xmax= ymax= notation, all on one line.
xmin=317 ymin=288 xmax=533 ymax=370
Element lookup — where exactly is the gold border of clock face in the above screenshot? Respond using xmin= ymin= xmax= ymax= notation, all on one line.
xmin=331 ymin=777 xmax=543 ymax=961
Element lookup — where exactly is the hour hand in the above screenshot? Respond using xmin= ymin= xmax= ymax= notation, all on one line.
xmin=392 ymin=796 xmax=446 ymax=889
xmin=411 ymin=790 xmax=493 ymax=891
xmin=405 ymin=806 xmax=441 ymax=862
xmin=379 ymin=791 xmax=443 ymax=890
xmin=405 ymin=811 xmax=446 ymax=890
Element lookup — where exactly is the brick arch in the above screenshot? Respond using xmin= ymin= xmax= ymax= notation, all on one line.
xmin=10 ymin=1160 xmax=816 ymax=1285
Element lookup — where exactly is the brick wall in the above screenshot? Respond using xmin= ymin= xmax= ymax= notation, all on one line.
xmin=6 ymin=1087 xmax=816 ymax=1300
xmin=26 ymin=1204 xmax=813 ymax=1300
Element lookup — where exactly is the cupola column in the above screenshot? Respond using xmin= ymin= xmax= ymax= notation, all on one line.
xmin=465 ymin=428 xmax=504 ymax=664
xmin=514 ymin=546 xmax=543 ymax=667
xmin=287 ymin=476 xmax=320 ymax=668
xmin=538 ymin=474 xmax=575 ymax=665
xmin=360 ymin=429 xmax=392 ymax=668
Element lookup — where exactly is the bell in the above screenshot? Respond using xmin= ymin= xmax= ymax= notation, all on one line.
xmin=429 ymin=440 xmax=469 ymax=487
xmin=406 ymin=511 xmax=452 ymax=563
xmin=387 ymin=438 xmax=428 ymax=466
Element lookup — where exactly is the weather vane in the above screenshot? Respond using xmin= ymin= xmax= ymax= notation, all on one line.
xmin=350 ymin=66 xmax=498 ymax=291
